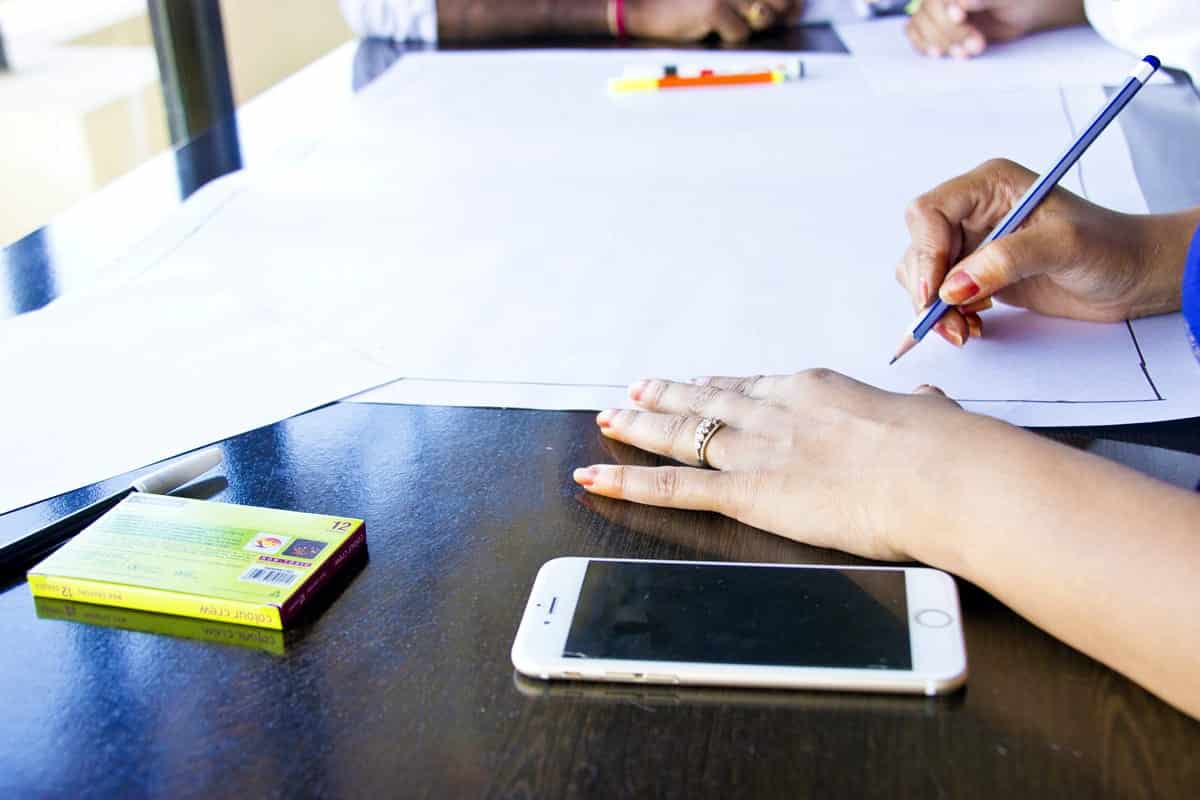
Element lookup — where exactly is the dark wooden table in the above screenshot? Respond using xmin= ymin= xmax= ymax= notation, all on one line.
xmin=3 ymin=403 xmax=1199 ymax=798
xmin=3 ymin=24 xmax=1200 ymax=800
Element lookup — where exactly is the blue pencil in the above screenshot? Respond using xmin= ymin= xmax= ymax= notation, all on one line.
xmin=890 ymin=55 xmax=1162 ymax=365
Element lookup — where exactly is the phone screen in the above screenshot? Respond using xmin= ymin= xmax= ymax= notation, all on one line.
xmin=563 ymin=562 xmax=911 ymax=670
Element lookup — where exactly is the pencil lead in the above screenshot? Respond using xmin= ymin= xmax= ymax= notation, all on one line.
xmin=890 ymin=333 xmax=917 ymax=365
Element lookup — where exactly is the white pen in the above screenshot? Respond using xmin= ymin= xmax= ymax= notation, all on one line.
xmin=1 ymin=447 xmax=224 ymax=573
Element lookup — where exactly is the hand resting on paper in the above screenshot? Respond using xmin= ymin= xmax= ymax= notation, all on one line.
xmin=895 ymin=158 xmax=1200 ymax=348
xmin=571 ymin=368 xmax=1200 ymax=717
xmin=905 ymin=0 xmax=1086 ymax=59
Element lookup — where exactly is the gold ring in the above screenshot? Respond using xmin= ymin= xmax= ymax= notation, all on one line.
xmin=746 ymin=0 xmax=772 ymax=28
xmin=694 ymin=417 xmax=726 ymax=469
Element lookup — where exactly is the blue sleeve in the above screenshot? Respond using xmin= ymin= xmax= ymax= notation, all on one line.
xmin=1184 ymin=223 xmax=1200 ymax=362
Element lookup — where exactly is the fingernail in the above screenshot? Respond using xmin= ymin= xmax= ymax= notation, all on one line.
xmin=573 ymin=467 xmax=598 ymax=487
xmin=629 ymin=379 xmax=650 ymax=402
xmin=596 ymin=409 xmax=615 ymax=429
xmin=919 ymin=278 xmax=930 ymax=308
xmin=966 ymin=35 xmax=984 ymax=54
xmin=940 ymin=271 xmax=981 ymax=305
xmin=949 ymin=328 xmax=965 ymax=347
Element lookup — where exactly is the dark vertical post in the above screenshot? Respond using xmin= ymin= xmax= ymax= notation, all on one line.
xmin=147 ymin=0 xmax=242 ymax=197
xmin=0 ymin=23 xmax=10 ymax=71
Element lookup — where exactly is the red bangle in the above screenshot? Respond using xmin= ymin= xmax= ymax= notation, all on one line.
xmin=609 ymin=0 xmax=627 ymax=39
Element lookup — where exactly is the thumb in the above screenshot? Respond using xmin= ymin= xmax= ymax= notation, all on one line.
xmin=937 ymin=226 xmax=1059 ymax=306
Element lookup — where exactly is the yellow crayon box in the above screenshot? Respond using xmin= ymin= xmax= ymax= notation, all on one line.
xmin=28 ymin=494 xmax=365 ymax=629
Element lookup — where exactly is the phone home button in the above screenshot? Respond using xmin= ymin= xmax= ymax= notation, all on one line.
xmin=915 ymin=609 xmax=953 ymax=628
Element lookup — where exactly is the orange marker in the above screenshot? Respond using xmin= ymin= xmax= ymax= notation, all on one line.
xmin=608 ymin=60 xmax=805 ymax=93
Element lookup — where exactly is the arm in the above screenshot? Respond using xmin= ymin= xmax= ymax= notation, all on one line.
xmin=910 ymin=416 xmax=1200 ymax=719
xmin=435 ymin=0 xmax=608 ymax=41
xmin=574 ymin=377 xmax=1200 ymax=719
xmin=435 ymin=0 xmax=798 ymax=44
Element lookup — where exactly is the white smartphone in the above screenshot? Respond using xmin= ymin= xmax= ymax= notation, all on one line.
xmin=511 ymin=558 xmax=967 ymax=696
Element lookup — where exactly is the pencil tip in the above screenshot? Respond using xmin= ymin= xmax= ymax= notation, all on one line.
xmin=890 ymin=334 xmax=917 ymax=366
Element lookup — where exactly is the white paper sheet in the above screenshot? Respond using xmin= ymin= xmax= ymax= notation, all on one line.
xmin=834 ymin=18 xmax=1170 ymax=94
xmin=242 ymin=52 xmax=1186 ymax=424
xmin=0 ymin=252 xmax=396 ymax=515
xmin=4 ymin=49 xmax=1196 ymax=516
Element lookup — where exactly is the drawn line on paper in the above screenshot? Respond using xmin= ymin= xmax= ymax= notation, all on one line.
xmin=955 ymin=398 xmax=1163 ymax=405
xmin=1125 ymin=320 xmax=1164 ymax=400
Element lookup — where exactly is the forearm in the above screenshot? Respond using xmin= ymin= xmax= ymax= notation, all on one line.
xmin=911 ymin=418 xmax=1200 ymax=718
xmin=437 ymin=0 xmax=609 ymax=42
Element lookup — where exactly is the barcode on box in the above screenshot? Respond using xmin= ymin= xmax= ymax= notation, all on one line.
xmin=239 ymin=566 xmax=298 ymax=587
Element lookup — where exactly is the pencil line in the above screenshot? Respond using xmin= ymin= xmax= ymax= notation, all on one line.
xmin=1125 ymin=319 xmax=1164 ymax=400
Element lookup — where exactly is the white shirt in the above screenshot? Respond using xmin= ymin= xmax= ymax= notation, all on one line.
xmin=339 ymin=0 xmax=439 ymax=43
xmin=1086 ymin=0 xmax=1200 ymax=79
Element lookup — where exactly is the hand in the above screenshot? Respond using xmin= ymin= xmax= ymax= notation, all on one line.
xmin=905 ymin=0 xmax=1085 ymax=59
xmin=625 ymin=0 xmax=799 ymax=44
xmin=896 ymin=158 xmax=1192 ymax=348
xmin=573 ymin=371 xmax=994 ymax=562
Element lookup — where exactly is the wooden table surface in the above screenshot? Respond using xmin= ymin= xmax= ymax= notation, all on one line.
xmin=1 ymin=402 xmax=1198 ymax=798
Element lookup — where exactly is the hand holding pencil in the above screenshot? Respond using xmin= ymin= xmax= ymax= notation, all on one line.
xmin=889 ymin=55 xmax=1162 ymax=362
xmin=893 ymin=158 xmax=1196 ymax=348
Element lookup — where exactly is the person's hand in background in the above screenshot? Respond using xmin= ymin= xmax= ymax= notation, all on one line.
xmin=626 ymin=0 xmax=799 ymax=44
xmin=905 ymin=0 xmax=1085 ymax=59
xmin=896 ymin=158 xmax=1200 ymax=347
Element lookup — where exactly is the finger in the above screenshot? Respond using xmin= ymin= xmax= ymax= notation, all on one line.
xmin=965 ymin=312 xmax=982 ymax=339
xmin=928 ymin=0 xmax=986 ymax=56
xmin=629 ymin=378 xmax=778 ymax=427
xmin=713 ymin=3 xmax=752 ymax=42
xmin=573 ymin=464 xmax=735 ymax=515
xmin=907 ymin=11 xmax=948 ymax=57
xmin=596 ymin=409 xmax=749 ymax=469
xmin=693 ymin=374 xmax=785 ymax=402
xmin=695 ymin=369 xmax=879 ymax=411
xmin=904 ymin=17 xmax=931 ymax=56
xmin=901 ymin=208 xmax=962 ymax=313
xmin=937 ymin=222 xmax=1069 ymax=307
xmin=735 ymin=0 xmax=777 ymax=31
xmin=933 ymin=309 xmax=968 ymax=347
xmin=960 ymin=296 xmax=993 ymax=314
